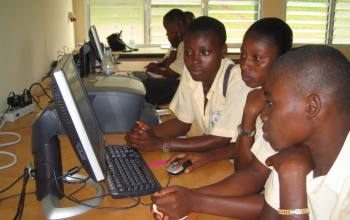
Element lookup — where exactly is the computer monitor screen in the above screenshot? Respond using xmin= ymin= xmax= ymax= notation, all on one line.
xmin=89 ymin=25 xmax=104 ymax=66
xmin=78 ymin=25 xmax=104 ymax=78
xmin=51 ymin=54 xmax=106 ymax=182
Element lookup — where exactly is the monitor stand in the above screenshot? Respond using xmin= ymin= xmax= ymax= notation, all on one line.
xmin=31 ymin=105 xmax=105 ymax=219
xmin=40 ymin=173 xmax=105 ymax=220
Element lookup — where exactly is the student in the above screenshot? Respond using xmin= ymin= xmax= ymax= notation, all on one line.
xmin=166 ymin=17 xmax=293 ymax=172
xmin=143 ymin=8 xmax=186 ymax=105
xmin=144 ymin=8 xmax=186 ymax=79
xmin=184 ymin=11 xmax=195 ymax=25
xmin=150 ymin=46 xmax=350 ymax=220
xmin=257 ymin=45 xmax=350 ymax=219
xmin=125 ymin=16 xmax=259 ymax=152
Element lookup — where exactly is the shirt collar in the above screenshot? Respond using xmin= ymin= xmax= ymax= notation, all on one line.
xmin=323 ymin=131 xmax=350 ymax=194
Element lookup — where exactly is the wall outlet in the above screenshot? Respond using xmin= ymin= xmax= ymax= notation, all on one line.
xmin=2 ymin=103 xmax=36 ymax=121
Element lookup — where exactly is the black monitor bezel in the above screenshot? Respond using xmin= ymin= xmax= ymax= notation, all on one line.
xmin=51 ymin=54 xmax=106 ymax=182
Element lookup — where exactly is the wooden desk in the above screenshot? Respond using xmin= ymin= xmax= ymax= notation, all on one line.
xmin=0 ymin=66 xmax=235 ymax=219
xmin=115 ymin=61 xmax=156 ymax=73
xmin=111 ymin=46 xmax=241 ymax=63
xmin=111 ymin=47 xmax=167 ymax=60
xmin=0 ymin=112 xmax=235 ymax=220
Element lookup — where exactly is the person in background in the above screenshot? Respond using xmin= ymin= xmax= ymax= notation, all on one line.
xmin=184 ymin=11 xmax=195 ymax=25
xmin=166 ymin=17 xmax=293 ymax=173
xmin=144 ymin=8 xmax=186 ymax=79
xmin=125 ymin=16 xmax=258 ymax=153
xmin=143 ymin=8 xmax=187 ymax=106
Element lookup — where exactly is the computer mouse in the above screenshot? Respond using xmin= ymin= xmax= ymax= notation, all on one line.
xmin=166 ymin=159 xmax=192 ymax=175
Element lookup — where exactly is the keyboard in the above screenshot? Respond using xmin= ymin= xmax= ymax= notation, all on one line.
xmin=131 ymin=71 xmax=152 ymax=82
xmin=105 ymin=145 xmax=162 ymax=199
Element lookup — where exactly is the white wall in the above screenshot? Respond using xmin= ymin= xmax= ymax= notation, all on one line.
xmin=0 ymin=0 xmax=74 ymax=112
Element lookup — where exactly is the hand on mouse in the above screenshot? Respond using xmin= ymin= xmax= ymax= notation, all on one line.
xmin=124 ymin=121 xmax=163 ymax=151
xmin=166 ymin=152 xmax=212 ymax=173
xmin=151 ymin=186 xmax=195 ymax=219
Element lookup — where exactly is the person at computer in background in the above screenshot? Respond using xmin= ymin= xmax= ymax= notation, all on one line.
xmin=125 ymin=16 xmax=259 ymax=153
xmin=184 ymin=11 xmax=195 ymax=25
xmin=144 ymin=9 xmax=187 ymax=79
xmin=166 ymin=18 xmax=293 ymax=173
xmin=150 ymin=45 xmax=350 ymax=220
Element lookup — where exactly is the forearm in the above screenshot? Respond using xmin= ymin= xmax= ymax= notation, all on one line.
xmin=168 ymin=135 xmax=231 ymax=152
xmin=193 ymin=193 xmax=264 ymax=219
xmin=155 ymin=58 xmax=167 ymax=68
xmin=207 ymin=143 xmax=235 ymax=163
xmin=234 ymin=109 xmax=260 ymax=171
xmin=195 ymin=157 xmax=270 ymax=196
xmin=234 ymin=135 xmax=255 ymax=171
xmin=279 ymin=171 xmax=308 ymax=220
xmin=152 ymin=118 xmax=191 ymax=137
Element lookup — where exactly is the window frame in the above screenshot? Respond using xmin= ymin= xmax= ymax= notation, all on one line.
xmin=285 ymin=0 xmax=350 ymax=45
xmin=86 ymin=0 xmax=261 ymax=48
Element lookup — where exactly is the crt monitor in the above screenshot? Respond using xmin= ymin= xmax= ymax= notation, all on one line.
xmin=51 ymin=53 xmax=106 ymax=181
xmin=79 ymin=25 xmax=104 ymax=78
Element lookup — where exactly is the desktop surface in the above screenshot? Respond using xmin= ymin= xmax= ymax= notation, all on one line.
xmin=0 ymin=112 xmax=235 ymax=219
xmin=110 ymin=46 xmax=241 ymax=63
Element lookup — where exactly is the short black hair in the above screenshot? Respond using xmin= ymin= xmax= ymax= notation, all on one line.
xmin=164 ymin=8 xmax=186 ymax=25
xmin=272 ymin=45 xmax=350 ymax=115
xmin=184 ymin=16 xmax=226 ymax=46
xmin=244 ymin=17 xmax=293 ymax=57
xmin=184 ymin=11 xmax=195 ymax=25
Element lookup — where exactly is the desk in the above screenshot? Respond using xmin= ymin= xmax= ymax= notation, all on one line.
xmin=0 ymin=67 xmax=236 ymax=219
xmin=111 ymin=46 xmax=240 ymax=63
xmin=111 ymin=47 xmax=168 ymax=60
xmin=0 ymin=111 xmax=235 ymax=220
xmin=115 ymin=61 xmax=155 ymax=73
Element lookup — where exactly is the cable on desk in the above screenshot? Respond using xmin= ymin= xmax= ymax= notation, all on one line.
xmin=31 ymin=97 xmax=43 ymax=110
xmin=29 ymin=163 xmax=83 ymax=182
xmin=0 ymin=172 xmax=26 ymax=194
xmin=0 ymin=132 xmax=21 ymax=170
xmin=0 ymin=168 xmax=30 ymax=220
xmin=0 ymin=151 xmax=17 ymax=170
xmin=0 ymin=105 xmax=10 ymax=129
xmin=29 ymin=82 xmax=53 ymax=101
xmin=0 ymin=191 xmax=36 ymax=202
xmin=14 ymin=168 xmax=30 ymax=220
xmin=71 ymin=168 xmax=172 ymax=207
xmin=32 ymin=163 xmax=165 ymax=210
xmin=0 ymin=132 xmax=21 ymax=147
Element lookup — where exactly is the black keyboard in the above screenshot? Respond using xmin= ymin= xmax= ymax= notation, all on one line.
xmin=105 ymin=145 xmax=162 ymax=199
xmin=131 ymin=71 xmax=152 ymax=82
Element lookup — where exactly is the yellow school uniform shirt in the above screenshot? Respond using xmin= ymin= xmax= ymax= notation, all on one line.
xmin=163 ymin=42 xmax=184 ymax=77
xmin=169 ymin=58 xmax=262 ymax=141
xmin=252 ymin=132 xmax=350 ymax=220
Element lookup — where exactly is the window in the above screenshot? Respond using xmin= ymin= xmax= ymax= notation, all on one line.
xmin=88 ymin=0 xmax=260 ymax=46
xmin=88 ymin=0 xmax=145 ymax=46
xmin=207 ymin=0 xmax=260 ymax=43
xmin=285 ymin=0 xmax=350 ymax=45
